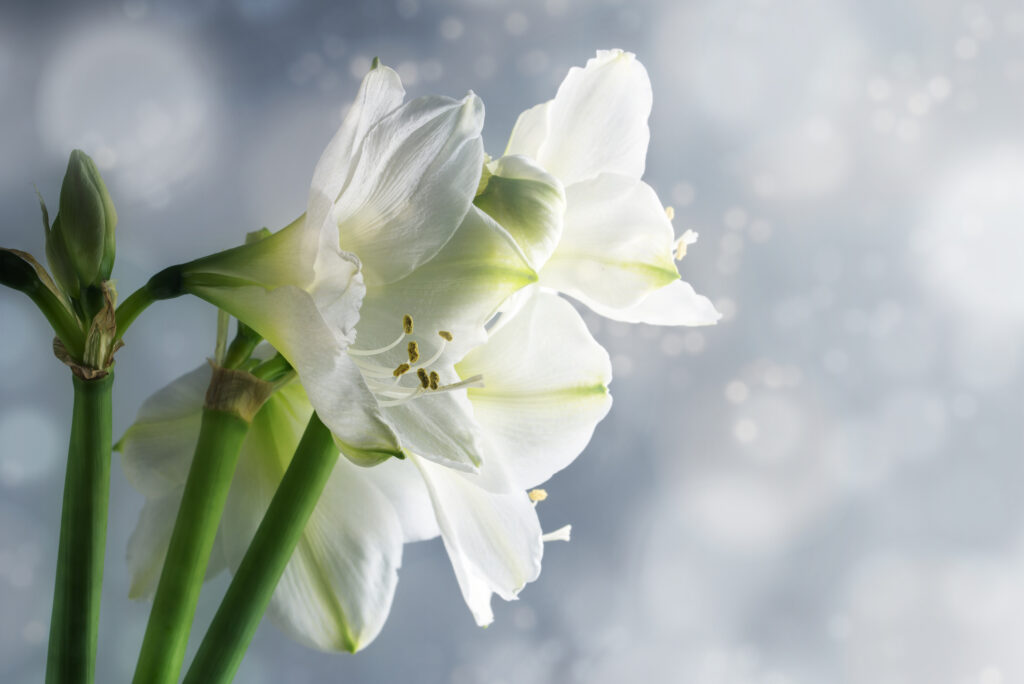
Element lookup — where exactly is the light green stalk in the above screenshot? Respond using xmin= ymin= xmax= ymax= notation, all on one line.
xmin=132 ymin=366 xmax=271 ymax=684
xmin=45 ymin=372 xmax=113 ymax=684
xmin=183 ymin=412 xmax=338 ymax=684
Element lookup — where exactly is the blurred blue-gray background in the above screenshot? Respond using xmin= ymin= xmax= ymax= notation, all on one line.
xmin=3 ymin=0 xmax=1023 ymax=682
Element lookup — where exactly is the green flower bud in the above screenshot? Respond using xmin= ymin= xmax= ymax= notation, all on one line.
xmin=45 ymin=149 xmax=117 ymax=298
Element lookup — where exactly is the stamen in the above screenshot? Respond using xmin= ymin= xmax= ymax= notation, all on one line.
xmin=349 ymin=328 xmax=406 ymax=356
xmin=673 ymin=229 xmax=698 ymax=261
xmin=429 ymin=371 xmax=440 ymax=390
xmin=393 ymin=363 xmax=410 ymax=377
xmin=415 ymin=338 xmax=448 ymax=369
xmin=403 ymin=314 xmax=414 ymax=334
xmin=417 ymin=368 xmax=430 ymax=389
xmin=434 ymin=374 xmax=484 ymax=392
xmin=438 ymin=330 xmax=453 ymax=342
xmin=542 ymin=525 xmax=572 ymax=543
xmin=407 ymin=341 xmax=420 ymax=363
xmin=665 ymin=206 xmax=675 ymax=221
xmin=377 ymin=388 xmax=426 ymax=407
xmin=528 ymin=489 xmax=548 ymax=502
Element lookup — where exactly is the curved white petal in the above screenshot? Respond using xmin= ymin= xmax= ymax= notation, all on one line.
xmin=541 ymin=173 xmax=679 ymax=310
xmin=504 ymin=100 xmax=550 ymax=162
xmin=355 ymin=204 xmax=537 ymax=362
xmin=118 ymin=364 xmax=209 ymax=498
xmin=222 ymin=382 xmax=405 ymax=652
xmin=307 ymin=64 xmax=406 ymax=239
xmin=411 ymin=454 xmax=543 ymax=626
xmin=456 ymin=292 xmax=612 ymax=490
xmin=357 ymin=457 xmax=439 ymax=542
xmin=382 ymin=389 xmax=486 ymax=472
xmin=332 ymin=92 xmax=485 ymax=284
xmin=474 ymin=155 xmax=565 ymax=271
xmin=582 ymin=278 xmax=722 ymax=326
xmin=526 ymin=49 xmax=652 ymax=186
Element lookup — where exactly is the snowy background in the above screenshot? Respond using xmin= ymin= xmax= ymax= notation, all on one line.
xmin=2 ymin=0 xmax=1024 ymax=682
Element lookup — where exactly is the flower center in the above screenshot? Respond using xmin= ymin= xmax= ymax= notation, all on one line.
xmin=348 ymin=314 xmax=483 ymax=407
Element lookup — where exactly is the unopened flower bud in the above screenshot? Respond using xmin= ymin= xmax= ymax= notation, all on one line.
xmin=45 ymin=149 xmax=117 ymax=297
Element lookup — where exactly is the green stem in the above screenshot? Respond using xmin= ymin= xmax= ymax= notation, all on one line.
xmin=132 ymin=408 xmax=251 ymax=684
xmin=250 ymin=353 xmax=292 ymax=383
xmin=115 ymin=265 xmax=185 ymax=339
xmin=222 ymin=322 xmax=262 ymax=369
xmin=183 ymin=413 xmax=337 ymax=684
xmin=45 ymin=372 xmax=113 ymax=684
xmin=113 ymin=285 xmax=155 ymax=338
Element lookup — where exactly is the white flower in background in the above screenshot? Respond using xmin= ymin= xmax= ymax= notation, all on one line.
xmin=120 ymin=291 xmax=611 ymax=646
xmin=492 ymin=49 xmax=721 ymax=326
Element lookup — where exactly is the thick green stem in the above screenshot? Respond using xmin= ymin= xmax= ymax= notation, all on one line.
xmin=132 ymin=408 xmax=251 ymax=684
xmin=45 ymin=373 xmax=113 ymax=684
xmin=183 ymin=413 xmax=337 ymax=684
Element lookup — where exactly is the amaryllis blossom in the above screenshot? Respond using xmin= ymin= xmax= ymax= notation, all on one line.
xmin=490 ymin=49 xmax=721 ymax=326
xmin=120 ymin=287 xmax=611 ymax=647
xmin=174 ymin=61 xmax=501 ymax=466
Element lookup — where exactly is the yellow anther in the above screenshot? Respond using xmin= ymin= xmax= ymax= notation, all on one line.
xmin=674 ymin=239 xmax=688 ymax=260
xmin=528 ymin=489 xmax=548 ymax=502
xmin=403 ymin=314 xmax=414 ymax=334
xmin=417 ymin=368 xmax=430 ymax=389
xmin=393 ymin=363 xmax=411 ymax=377
xmin=438 ymin=330 xmax=453 ymax=341
xmin=429 ymin=371 xmax=440 ymax=390
xmin=665 ymin=206 xmax=675 ymax=221
xmin=407 ymin=341 xmax=420 ymax=363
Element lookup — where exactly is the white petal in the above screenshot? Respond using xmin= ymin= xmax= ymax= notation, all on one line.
xmin=382 ymin=388 xmax=486 ymax=471
xmin=456 ymin=292 xmax=612 ymax=490
xmin=357 ymin=457 xmax=439 ymax=542
xmin=528 ymin=49 xmax=652 ymax=186
xmin=504 ymin=100 xmax=550 ymax=161
xmin=475 ymin=154 xmax=565 ymax=271
xmin=332 ymin=93 xmax=485 ymax=284
xmin=411 ymin=454 xmax=543 ymax=626
xmin=355 ymin=204 xmax=537 ymax=362
xmin=222 ymin=384 xmax=405 ymax=652
xmin=118 ymin=364 xmax=209 ymax=498
xmin=302 ymin=351 xmax=403 ymax=467
xmin=125 ymin=492 xmax=179 ymax=600
xmin=307 ymin=64 xmax=405 ymax=239
xmin=541 ymin=173 xmax=679 ymax=310
xmin=581 ymin=278 xmax=722 ymax=326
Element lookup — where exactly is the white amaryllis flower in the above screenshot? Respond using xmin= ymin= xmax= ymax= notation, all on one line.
xmin=489 ymin=49 xmax=721 ymax=326
xmin=178 ymin=62 xmax=508 ymax=465
xmin=120 ymin=291 xmax=612 ymax=647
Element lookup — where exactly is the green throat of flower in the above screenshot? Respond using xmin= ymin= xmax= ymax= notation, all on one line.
xmin=348 ymin=314 xmax=483 ymax=407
